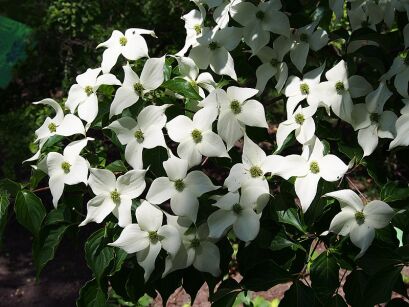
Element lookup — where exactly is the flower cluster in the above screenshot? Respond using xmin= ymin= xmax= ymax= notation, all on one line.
xmin=26 ymin=0 xmax=409 ymax=285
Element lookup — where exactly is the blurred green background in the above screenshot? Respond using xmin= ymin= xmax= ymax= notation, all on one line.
xmin=0 ymin=0 xmax=190 ymax=181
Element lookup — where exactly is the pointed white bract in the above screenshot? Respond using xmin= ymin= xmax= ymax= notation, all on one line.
xmin=390 ymin=99 xmax=409 ymax=149
xmin=110 ymin=58 xmax=165 ymax=117
xmin=46 ymin=138 xmax=91 ymax=207
xmin=177 ymin=6 xmax=207 ymax=56
xmin=107 ymin=105 xmax=169 ymax=169
xmin=382 ymin=56 xmax=409 ymax=98
xmin=97 ymin=28 xmax=157 ymax=73
xmin=325 ymin=189 xmax=395 ymax=258
xmin=80 ymin=168 xmax=146 ymax=227
xmin=109 ymin=201 xmax=181 ymax=281
xmin=146 ymin=155 xmax=219 ymax=222
xmin=166 ymin=107 xmax=229 ymax=167
xmin=66 ymin=68 xmax=121 ymax=124
xmin=294 ymin=137 xmax=348 ymax=211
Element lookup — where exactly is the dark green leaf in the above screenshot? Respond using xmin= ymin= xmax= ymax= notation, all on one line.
xmin=106 ymin=160 xmax=128 ymax=173
xmin=76 ymin=278 xmax=107 ymax=307
xmin=381 ymin=181 xmax=409 ymax=202
xmin=310 ymin=252 xmax=340 ymax=301
xmin=279 ymin=280 xmax=316 ymax=307
xmin=344 ymin=270 xmax=370 ymax=307
xmin=277 ymin=208 xmax=307 ymax=233
xmin=0 ymin=178 xmax=21 ymax=197
xmin=162 ymin=78 xmax=202 ymax=100
xmin=14 ymin=190 xmax=46 ymax=238
xmin=0 ymin=192 xmax=10 ymax=246
xmin=387 ymin=298 xmax=409 ymax=307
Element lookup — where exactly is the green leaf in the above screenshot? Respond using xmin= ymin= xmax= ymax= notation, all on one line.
xmin=240 ymin=260 xmax=293 ymax=291
xmin=344 ymin=270 xmax=370 ymax=307
xmin=337 ymin=143 xmax=363 ymax=163
xmin=270 ymin=231 xmax=304 ymax=252
xmin=310 ymin=252 xmax=340 ymax=301
xmin=106 ymin=160 xmax=128 ymax=173
xmin=211 ymin=278 xmax=241 ymax=307
xmin=77 ymin=279 xmax=107 ymax=307
xmin=162 ymin=78 xmax=202 ymax=100
xmin=85 ymin=228 xmax=115 ymax=285
xmin=14 ymin=190 xmax=46 ymax=238
xmin=0 ymin=178 xmax=21 ymax=197
xmin=33 ymin=223 xmax=70 ymax=278
xmin=279 ymin=280 xmax=316 ymax=307
xmin=0 ymin=191 xmax=10 ymax=246
xmin=381 ymin=181 xmax=409 ymax=202
xmin=277 ymin=208 xmax=307 ymax=233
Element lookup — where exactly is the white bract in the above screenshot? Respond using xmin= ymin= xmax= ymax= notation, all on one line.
xmin=97 ymin=28 xmax=157 ymax=73
xmin=295 ymin=137 xmax=348 ymax=211
xmin=177 ymin=6 xmax=207 ymax=56
xmin=189 ymin=27 xmax=242 ymax=80
xmin=107 ymin=105 xmax=169 ymax=170
xmin=109 ymin=57 xmax=165 ymax=117
xmin=109 ymin=201 xmax=181 ymax=281
xmin=382 ymin=55 xmax=409 ymax=98
xmin=66 ymin=68 xmax=121 ymax=124
xmin=352 ymin=82 xmax=397 ymax=156
xmin=146 ymin=156 xmax=219 ymax=222
xmin=80 ymin=168 xmax=146 ymax=227
xmin=46 ymin=138 xmax=91 ymax=207
xmin=325 ymin=189 xmax=395 ymax=258
xmin=166 ymin=106 xmax=228 ymax=167
xmin=199 ymin=86 xmax=267 ymax=150
xmin=390 ymin=99 xmax=409 ymax=149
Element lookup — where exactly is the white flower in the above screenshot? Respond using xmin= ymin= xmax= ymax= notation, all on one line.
xmin=389 ymin=99 xmax=409 ymax=149
xmin=109 ymin=201 xmax=181 ymax=281
xmin=317 ymin=60 xmax=372 ymax=123
xmin=66 ymin=68 xmax=121 ymax=124
xmin=189 ymin=27 xmax=242 ymax=80
xmin=25 ymin=99 xmax=85 ymax=163
xmin=107 ymin=105 xmax=169 ymax=170
xmin=207 ymin=190 xmax=263 ymax=242
xmin=255 ymin=38 xmax=290 ymax=94
xmin=109 ymin=57 xmax=165 ymax=117
xmin=146 ymin=156 xmax=219 ymax=222
xmin=230 ymin=0 xmax=290 ymax=54
xmin=79 ymin=168 xmax=146 ymax=227
xmin=325 ymin=189 xmax=395 ymax=258
xmin=97 ymin=28 xmax=157 ymax=73
xmin=276 ymin=105 xmax=317 ymax=150
xmin=284 ymin=64 xmax=325 ymax=117
xmin=163 ymin=219 xmax=221 ymax=277
xmin=199 ymin=86 xmax=267 ymax=150
xmin=176 ymin=57 xmax=216 ymax=98
xmin=351 ymin=82 xmax=397 ymax=156
xmin=224 ymin=134 xmax=308 ymax=192
xmin=288 ymin=22 xmax=329 ymax=72
xmin=381 ymin=55 xmax=409 ymax=98
xmin=166 ymin=107 xmax=228 ymax=167
xmin=212 ymin=0 xmax=241 ymax=29
xmin=295 ymin=137 xmax=348 ymax=211
xmin=177 ymin=6 xmax=207 ymax=56
xmin=46 ymin=138 xmax=91 ymax=207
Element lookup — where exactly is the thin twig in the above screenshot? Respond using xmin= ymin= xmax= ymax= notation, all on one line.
xmin=32 ymin=186 xmax=50 ymax=193
xmin=346 ymin=177 xmax=367 ymax=202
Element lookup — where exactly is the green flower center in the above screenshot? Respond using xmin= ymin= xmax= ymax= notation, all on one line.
xmin=256 ymin=11 xmax=265 ymax=20
xmin=191 ymin=129 xmax=203 ymax=144
xmin=209 ymin=42 xmax=220 ymax=50
xmin=190 ymin=238 xmax=201 ymax=249
xmin=61 ymin=161 xmax=71 ymax=174
xmin=355 ymin=211 xmax=365 ymax=225
xmin=111 ymin=189 xmax=121 ymax=203
xmin=300 ymin=83 xmax=310 ymax=95
xmin=300 ymin=33 xmax=309 ymax=42
xmin=84 ymin=86 xmax=93 ymax=96
xmin=134 ymin=129 xmax=144 ymax=143
xmin=174 ymin=179 xmax=185 ymax=192
xmin=48 ymin=122 xmax=57 ymax=133
xmin=194 ymin=24 xmax=202 ymax=35
xmin=309 ymin=161 xmax=320 ymax=174
xmin=133 ymin=83 xmax=144 ymax=95
xmin=119 ymin=36 xmax=128 ymax=46
xmin=370 ymin=113 xmax=380 ymax=123
xmin=294 ymin=113 xmax=305 ymax=125
xmin=335 ymin=81 xmax=345 ymax=95
xmin=230 ymin=100 xmax=242 ymax=114
xmin=233 ymin=203 xmax=243 ymax=215
xmin=148 ymin=231 xmax=159 ymax=243
xmin=249 ymin=166 xmax=263 ymax=178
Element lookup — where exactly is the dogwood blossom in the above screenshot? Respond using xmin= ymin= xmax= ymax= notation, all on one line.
xmin=382 ymin=55 xmax=409 ymax=98
xmin=109 ymin=201 xmax=181 ymax=281
xmin=166 ymin=106 xmax=228 ymax=167
xmin=325 ymin=189 xmax=395 ymax=258
xmin=66 ymin=68 xmax=120 ymax=124
xmin=352 ymin=83 xmax=397 ymax=156
xmin=212 ymin=0 xmax=241 ymax=29
xmin=389 ymin=99 xmax=409 ymax=149
xmin=79 ymin=168 xmax=146 ymax=227
xmin=107 ymin=105 xmax=169 ymax=170
xmin=97 ymin=28 xmax=157 ymax=73
xmin=46 ymin=138 xmax=91 ymax=207
xmin=177 ymin=6 xmax=207 ymax=56
xmin=146 ymin=156 xmax=219 ymax=221
xmin=109 ymin=57 xmax=165 ymax=117
xmin=295 ymin=137 xmax=348 ymax=211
